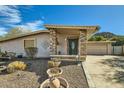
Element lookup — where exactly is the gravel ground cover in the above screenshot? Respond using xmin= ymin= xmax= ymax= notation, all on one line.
xmin=0 ymin=58 xmax=88 ymax=88
xmin=0 ymin=71 xmax=40 ymax=88
xmin=60 ymin=61 xmax=88 ymax=88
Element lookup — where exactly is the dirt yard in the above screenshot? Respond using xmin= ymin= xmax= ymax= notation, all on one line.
xmin=85 ymin=55 xmax=124 ymax=88
xmin=0 ymin=58 xmax=88 ymax=88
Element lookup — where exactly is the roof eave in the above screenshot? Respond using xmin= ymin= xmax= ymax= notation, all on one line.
xmin=44 ymin=24 xmax=100 ymax=30
xmin=0 ymin=30 xmax=49 ymax=43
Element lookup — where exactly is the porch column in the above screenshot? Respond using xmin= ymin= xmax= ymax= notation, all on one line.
xmin=49 ymin=29 xmax=57 ymax=55
xmin=79 ymin=30 xmax=87 ymax=60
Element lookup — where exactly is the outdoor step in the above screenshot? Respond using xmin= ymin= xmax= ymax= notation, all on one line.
xmin=53 ymin=58 xmax=78 ymax=61
xmin=50 ymin=55 xmax=86 ymax=62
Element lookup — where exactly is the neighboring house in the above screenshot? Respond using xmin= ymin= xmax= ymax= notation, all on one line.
xmin=0 ymin=24 xmax=113 ymax=60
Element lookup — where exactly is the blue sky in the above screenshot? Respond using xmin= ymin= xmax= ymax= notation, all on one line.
xmin=0 ymin=5 xmax=124 ymax=35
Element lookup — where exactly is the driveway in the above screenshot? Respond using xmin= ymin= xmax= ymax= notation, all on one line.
xmin=84 ymin=55 xmax=124 ymax=88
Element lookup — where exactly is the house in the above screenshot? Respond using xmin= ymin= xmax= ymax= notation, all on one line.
xmin=0 ymin=24 xmax=113 ymax=61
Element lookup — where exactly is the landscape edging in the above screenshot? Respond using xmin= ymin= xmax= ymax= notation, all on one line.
xmin=81 ymin=61 xmax=96 ymax=88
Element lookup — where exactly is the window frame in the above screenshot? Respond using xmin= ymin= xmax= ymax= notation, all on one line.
xmin=23 ymin=38 xmax=36 ymax=48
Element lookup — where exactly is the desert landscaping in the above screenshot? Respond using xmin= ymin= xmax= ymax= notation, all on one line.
xmin=0 ymin=58 xmax=88 ymax=88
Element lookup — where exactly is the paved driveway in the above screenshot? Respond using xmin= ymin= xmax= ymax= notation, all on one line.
xmin=84 ymin=55 xmax=124 ymax=88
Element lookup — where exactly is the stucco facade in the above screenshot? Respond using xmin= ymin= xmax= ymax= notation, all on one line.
xmin=0 ymin=33 xmax=113 ymax=58
xmin=0 ymin=33 xmax=50 ymax=57
xmin=57 ymin=34 xmax=80 ymax=55
xmin=0 ymin=24 xmax=104 ymax=58
xmin=0 ymin=33 xmax=81 ymax=57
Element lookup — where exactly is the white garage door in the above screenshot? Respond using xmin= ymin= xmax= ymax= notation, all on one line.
xmin=87 ymin=43 xmax=107 ymax=55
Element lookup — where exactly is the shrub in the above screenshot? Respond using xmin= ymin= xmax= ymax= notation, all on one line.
xmin=48 ymin=61 xmax=55 ymax=68
xmin=0 ymin=51 xmax=8 ymax=57
xmin=89 ymin=36 xmax=106 ymax=41
xmin=48 ymin=60 xmax=61 ymax=68
xmin=7 ymin=61 xmax=27 ymax=73
xmin=25 ymin=47 xmax=38 ymax=59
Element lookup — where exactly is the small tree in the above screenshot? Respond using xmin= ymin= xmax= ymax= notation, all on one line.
xmin=110 ymin=37 xmax=119 ymax=41
xmin=95 ymin=36 xmax=104 ymax=41
xmin=89 ymin=36 xmax=106 ymax=41
xmin=25 ymin=47 xmax=38 ymax=59
xmin=2 ymin=27 xmax=31 ymax=39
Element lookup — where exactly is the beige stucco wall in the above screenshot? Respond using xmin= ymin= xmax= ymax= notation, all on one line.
xmin=0 ymin=33 xmax=78 ymax=57
xmin=0 ymin=33 xmax=50 ymax=57
xmin=0 ymin=32 xmax=113 ymax=58
xmin=87 ymin=42 xmax=112 ymax=55
xmin=112 ymin=46 xmax=123 ymax=55
xmin=57 ymin=34 xmax=67 ymax=55
xmin=107 ymin=43 xmax=112 ymax=55
xmin=57 ymin=34 xmax=79 ymax=55
xmin=57 ymin=34 xmax=113 ymax=55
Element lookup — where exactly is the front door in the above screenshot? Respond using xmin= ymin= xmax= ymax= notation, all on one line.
xmin=68 ymin=39 xmax=78 ymax=55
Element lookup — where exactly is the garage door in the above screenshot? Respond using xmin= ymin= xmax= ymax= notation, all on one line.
xmin=87 ymin=43 xmax=107 ymax=55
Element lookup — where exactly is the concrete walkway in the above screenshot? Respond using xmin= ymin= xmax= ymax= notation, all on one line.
xmin=84 ymin=55 xmax=124 ymax=88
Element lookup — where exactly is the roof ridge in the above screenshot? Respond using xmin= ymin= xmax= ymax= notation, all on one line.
xmin=0 ymin=30 xmax=49 ymax=42
xmin=44 ymin=24 xmax=99 ymax=27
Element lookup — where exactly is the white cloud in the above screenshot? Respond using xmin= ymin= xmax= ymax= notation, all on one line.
xmin=0 ymin=5 xmax=21 ymax=24
xmin=0 ymin=27 xmax=7 ymax=36
xmin=0 ymin=6 xmax=44 ymax=35
xmin=17 ymin=20 xmax=44 ymax=31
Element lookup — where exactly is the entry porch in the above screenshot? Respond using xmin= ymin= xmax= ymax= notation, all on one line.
xmin=45 ymin=24 xmax=99 ymax=62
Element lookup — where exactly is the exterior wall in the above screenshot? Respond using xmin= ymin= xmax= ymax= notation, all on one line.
xmin=0 ymin=33 xmax=80 ymax=57
xmin=87 ymin=42 xmax=112 ymax=55
xmin=112 ymin=46 xmax=123 ymax=55
xmin=107 ymin=43 xmax=112 ymax=54
xmin=57 ymin=34 xmax=79 ymax=55
xmin=57 ymin=35 xmax=113 ymax=55
xmin=0 ymin=32 xmax=113 ymax=58
xmin=0 ymin=33 xmax=50 ymax=58
xmin=57 ymin=34 xmax=67 ymax=55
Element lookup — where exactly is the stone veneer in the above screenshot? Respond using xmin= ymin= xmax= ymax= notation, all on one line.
xmin=49 ymin=29 xmax=57 ymax=55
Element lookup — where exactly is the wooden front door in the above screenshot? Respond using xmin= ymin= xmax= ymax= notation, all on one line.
xmin=68 ymin=39 xmax=78 ymax=55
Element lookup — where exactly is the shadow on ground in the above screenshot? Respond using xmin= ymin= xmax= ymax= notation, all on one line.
xmin=100 ymin=56 xmax=124 ymax=85
xmin=2 ymin=58 xmax=49 ymax=84
xmin=101 ymin=57 xmax=124 ymax=69
xmin=22 ymin=58 xmax=49 ymax=84
xmin=60 ymin=61 xmax=78 ymax=67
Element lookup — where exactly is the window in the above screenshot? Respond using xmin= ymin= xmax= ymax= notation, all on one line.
xmin=24 ymin=39 xmax=35 ymax=48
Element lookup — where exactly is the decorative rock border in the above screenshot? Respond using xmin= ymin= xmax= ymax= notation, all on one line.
xmin=81 ymin=61 xmax=96 ymax=88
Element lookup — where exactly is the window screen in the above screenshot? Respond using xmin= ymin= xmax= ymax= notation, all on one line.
xmin=24 ymin=40 xmax=35 ymax=48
